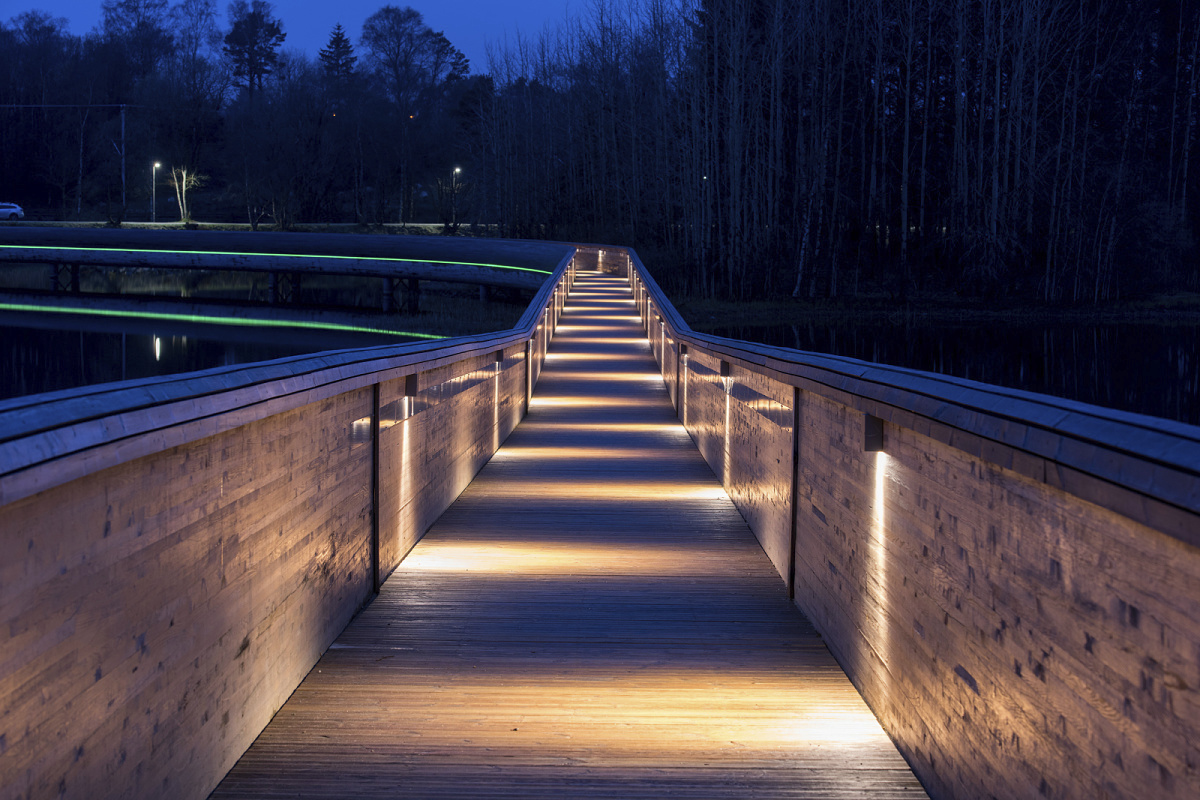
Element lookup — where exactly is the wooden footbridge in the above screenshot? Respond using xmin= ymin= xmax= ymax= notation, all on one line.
xmin=210 ymin=273 xmax=925 ymax=798
xmin=1 ymin=233 xmax=1198 ymax=800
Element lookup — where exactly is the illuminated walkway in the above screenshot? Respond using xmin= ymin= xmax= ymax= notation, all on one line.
xmin=211 ymin=273 xmax=927 ymax=798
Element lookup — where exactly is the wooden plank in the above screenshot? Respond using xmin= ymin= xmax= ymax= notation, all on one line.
xmin=211 ymin=273 xmax=928 ymax=799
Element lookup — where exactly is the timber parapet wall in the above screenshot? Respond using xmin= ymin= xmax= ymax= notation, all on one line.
xmin=0 ymin=248 xmax=581 ymax=800
xmin=625 ymin=248 xmax=1200 ymax=800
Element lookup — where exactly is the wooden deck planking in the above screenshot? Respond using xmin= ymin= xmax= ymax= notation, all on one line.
xmin=210 ymin=273 xmax=928 ymax=799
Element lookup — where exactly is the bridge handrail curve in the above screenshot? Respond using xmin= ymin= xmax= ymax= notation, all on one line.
xmin=0 ymin=245 xmax=575 ymax=506
xmin=627 ymin=248 xmax=1200 ymax=547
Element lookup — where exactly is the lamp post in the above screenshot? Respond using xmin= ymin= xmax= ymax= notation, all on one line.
xmin=152 ymin=162 xmax=161 ymax=223
xmin=452 ymin=167 xmax=461 ymax=227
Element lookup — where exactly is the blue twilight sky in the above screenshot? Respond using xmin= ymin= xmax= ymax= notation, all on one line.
xmin=5 ymin=0 xmax=575 ymax=75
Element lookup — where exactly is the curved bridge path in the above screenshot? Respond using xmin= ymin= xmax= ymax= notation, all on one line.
xmin=210 ymin=272 xmax=928 ymax=798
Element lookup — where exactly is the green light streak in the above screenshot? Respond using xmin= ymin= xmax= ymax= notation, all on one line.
xmin=0 ymin=302 xmax=445 ymax=340
xmin=0 ymin=244 xmax=553 ymax=275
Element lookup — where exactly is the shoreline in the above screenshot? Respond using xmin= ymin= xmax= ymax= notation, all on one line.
xmin=677 ymin=292 xmax=1200 ymax=329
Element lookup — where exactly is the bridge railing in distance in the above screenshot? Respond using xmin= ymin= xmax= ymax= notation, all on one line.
xmin=623 ymin=246 xmax=1200 ymax=800
xmin=0 ymin=246 xmax=578 ymax=800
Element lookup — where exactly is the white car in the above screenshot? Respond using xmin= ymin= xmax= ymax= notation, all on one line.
xmin=0 ymin=203 xmax=24 ymax=220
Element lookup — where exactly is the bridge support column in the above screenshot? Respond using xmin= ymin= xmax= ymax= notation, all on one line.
xmin=382 ymin=278 xmax=394 ymax=313
xmin=406 ymin=278 xmax=420 ymax=314
xmin=70 ymin=264 xmax=80 ymax=293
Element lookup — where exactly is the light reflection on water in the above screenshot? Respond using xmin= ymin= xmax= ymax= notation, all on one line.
xmin=701 ymin=321 xmax=1200 ymax=426
xmin=0 ymin=311 xmax=409 ymax=401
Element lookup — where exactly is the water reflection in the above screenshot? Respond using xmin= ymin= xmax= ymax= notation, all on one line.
xmin=0 ymin=310 xmax=409 ymax=401
xmin=702 ymin=321 xmax=1200 ymax=426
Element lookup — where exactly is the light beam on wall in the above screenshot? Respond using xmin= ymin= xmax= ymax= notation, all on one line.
xmin=721 ymin=360 xmax=733 ymax=488
xmin=872 ymin=449 xmax=892 ymax=698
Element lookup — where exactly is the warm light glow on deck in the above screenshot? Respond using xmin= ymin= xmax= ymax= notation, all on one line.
xmin=543 ymin=352 xmax=634 ymax=362
xmin=475 ymin=480 xmax=729 ymax=502
xmin=527 ymin=421 xmax=690 ymax=436
xmin=539 ymin=371 xmax=663 ymax=384
xmin=779 ymin=696 xmax=899 ymax=745
xmin=557 ymin=325 xmax=637 ymax=333
xmin=492 ymin=446 xmax=671 ymax=461
xmin=551 ymin=336 xmax=647 ymax=346
xmin=529 ymin=395 xmax=652 ymax=408
xmin=197 ymin=271 xmax=927 ymax=800
xmin=404 ymin=540 xmax=728 ymax=574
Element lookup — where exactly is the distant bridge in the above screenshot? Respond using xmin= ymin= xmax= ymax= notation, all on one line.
xmin=0 ymin=235 xmax=1197 ymax=800
xmin=0 ymin=227 xmax=562 ymax=314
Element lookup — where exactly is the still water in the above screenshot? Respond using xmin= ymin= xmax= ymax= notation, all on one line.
xmin=700 ymin=321 xmax=1200 ymax=426
xmin=0 ymin=311 xmax=411 ymax=401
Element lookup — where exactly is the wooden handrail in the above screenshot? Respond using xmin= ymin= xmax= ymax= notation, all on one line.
xmin=0 ymin=241 xmax=575 ymax=505
xmin=625 ymin=247 xmax=1200 ymax=547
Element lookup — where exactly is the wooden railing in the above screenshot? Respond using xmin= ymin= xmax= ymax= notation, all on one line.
xmin=623 ymin=246 xmax=1200 ymax=800
xmin=0 ymin=244 xmax=585 ymax=800
xmin=4 ymin=238 xmax=1197 ymax=800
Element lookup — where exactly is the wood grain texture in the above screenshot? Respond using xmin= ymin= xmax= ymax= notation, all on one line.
xmin=0 ymin=391 xmax=374 ymax=800
xmin=211 ymin=272 xmax=928 ymax=800
xmin=679 ymin=350 xmax=794 ymax=584
xmin=0 ymin=254 xmax=574 ymax=800
xmin=0 ymin=242 xmax=575 ymax=510
xmin=376 ymin=347 xmax=524 ymax=577
xmin=790 ymin=404 xmax=1200 ymax=800
xmin=643 ymin=238 xmax=1200 ymax=798
xmin=625 ymin=248 xmax=1200 ymax=547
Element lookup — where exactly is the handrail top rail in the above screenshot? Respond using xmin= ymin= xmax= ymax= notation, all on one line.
xmin=0 ymin=226 xmax=572 ymax=274
xmin=0 ymin=243 xmax=575 ymax=502
xmin=630 ymin=250 xmax=1200 ymax=458
xmin=627 ymin=248 xmax=1200 ymax=542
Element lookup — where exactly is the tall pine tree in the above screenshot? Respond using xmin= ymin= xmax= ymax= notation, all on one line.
xmin=223 ymin=0 xmax=286 ymax=99
xmin=319 ymin=23 xmax=356 ymax=80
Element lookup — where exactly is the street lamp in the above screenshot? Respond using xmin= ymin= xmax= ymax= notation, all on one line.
xmin=152 ymin=162 xmax=161 ymax=223
xmin=452 ymin=167 xmax=461 ymax=227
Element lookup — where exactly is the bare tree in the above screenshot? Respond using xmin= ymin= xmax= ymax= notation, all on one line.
xmin=167 ymin=165 xmax=203 ymax=221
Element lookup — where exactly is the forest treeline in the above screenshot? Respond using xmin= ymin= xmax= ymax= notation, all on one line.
xmin=2 ymin=0 xmax=1199 ymax=303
